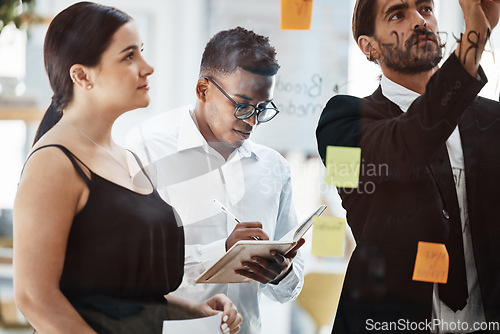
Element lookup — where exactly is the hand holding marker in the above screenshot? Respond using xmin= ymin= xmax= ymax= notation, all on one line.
xmin=213 ymin=199 xmax=260 ymax=241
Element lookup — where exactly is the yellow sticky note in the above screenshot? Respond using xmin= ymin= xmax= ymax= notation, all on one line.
xmin=412 ymin=242 xmax=449 ymax=284
xmin=281 ymin=0 xmax=314 ymax=30
xmin=311 ymin=216 xmax=345 ymax=257
xmin=325 ymin=146 xmax=361 ymax=188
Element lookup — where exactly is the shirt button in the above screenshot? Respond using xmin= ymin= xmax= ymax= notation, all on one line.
xmin=442 ymin=209 xmax=450 ymax=220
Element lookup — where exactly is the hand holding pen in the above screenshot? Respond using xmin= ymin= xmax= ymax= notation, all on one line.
xmin=213 ymin=199 xmax=269 ymax=251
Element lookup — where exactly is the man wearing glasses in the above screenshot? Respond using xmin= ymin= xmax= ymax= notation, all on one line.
xmin=126 ymin=27 xmax=304 ymax=334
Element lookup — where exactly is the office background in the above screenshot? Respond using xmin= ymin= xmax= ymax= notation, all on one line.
xmin=0 ymin=0 xmax=498 ymax=332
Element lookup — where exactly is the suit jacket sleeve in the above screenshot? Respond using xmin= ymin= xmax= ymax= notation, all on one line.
xmin=316 ymin=53 xmax=487 ymax=176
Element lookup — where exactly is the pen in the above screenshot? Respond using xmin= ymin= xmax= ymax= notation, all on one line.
xmin=212 ymin=199 xmax=260 ymax=240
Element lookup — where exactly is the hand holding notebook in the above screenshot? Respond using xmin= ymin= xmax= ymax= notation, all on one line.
xmin=195 ymin=204 xmax=327 ymax=284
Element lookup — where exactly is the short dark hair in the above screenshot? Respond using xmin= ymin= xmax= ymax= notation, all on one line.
xmin=200 ymin=26 xmax=280 ymax=78
xmin=34 ymin=1 xmax=131 ymax=145
xmin=352 ymin=0 xmax=378 ymax=42
xmin=353 ymin=0 xmax=436 ymax=42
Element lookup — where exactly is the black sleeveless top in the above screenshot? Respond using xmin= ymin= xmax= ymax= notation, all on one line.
xmin=28 ymin=145 xmax=184 ymax=332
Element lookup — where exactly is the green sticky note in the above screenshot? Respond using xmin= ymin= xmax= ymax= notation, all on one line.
xmin=325 ymin=146 xmax=361 ymax=188
xmin=311 ymin=216 xmax=346 ymax=257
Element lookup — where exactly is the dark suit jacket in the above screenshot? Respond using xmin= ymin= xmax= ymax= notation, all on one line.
xmin=316 ymin=53 xmax=500 ymax=333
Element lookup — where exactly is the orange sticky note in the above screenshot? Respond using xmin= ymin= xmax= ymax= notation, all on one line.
xmin=281 ymin=0 xmax=314 ymax=30
xmin=412 ymin=242 xmax=449 ymax=284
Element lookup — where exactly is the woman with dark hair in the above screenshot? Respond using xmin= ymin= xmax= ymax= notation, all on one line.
xmin=13 ymin=2 xmax=241 ymax=333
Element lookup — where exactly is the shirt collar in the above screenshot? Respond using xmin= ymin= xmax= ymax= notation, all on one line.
xmin=238 ymin=139 xmax=258 ymax=160
xmin=380 ymin=75 xmax=420 ymax=112
xmin=176 ymin=108 xmax=209 ymax=152
xmin=176 ymin=108 xmax=259 ymax=160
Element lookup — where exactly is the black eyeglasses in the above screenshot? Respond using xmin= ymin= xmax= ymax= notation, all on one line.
xmin=200 ymin=76 xmax=280 ymax=123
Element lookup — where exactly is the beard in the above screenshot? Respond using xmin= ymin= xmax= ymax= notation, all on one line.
xmin=376 ymin=28 xmax=444 ymax=74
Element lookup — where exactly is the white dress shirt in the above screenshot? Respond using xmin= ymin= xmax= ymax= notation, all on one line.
xmin=380 ymin=76 xmax=485 ymax=333
xmin=126 ymin=105 xmax=304 ymax=334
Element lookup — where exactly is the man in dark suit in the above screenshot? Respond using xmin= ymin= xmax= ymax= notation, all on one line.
xmin=316 ymin=0 xmax=500 ymax=333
